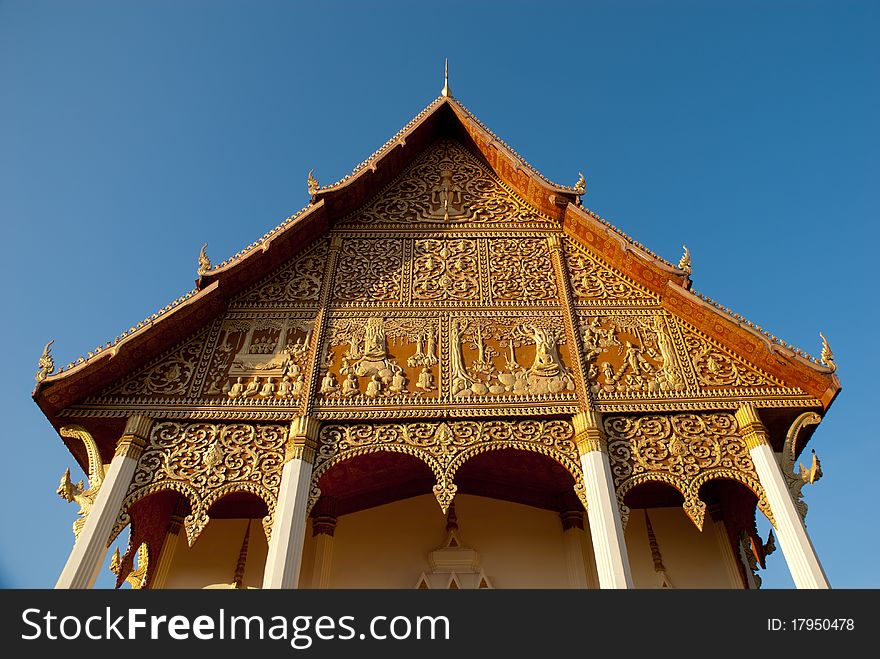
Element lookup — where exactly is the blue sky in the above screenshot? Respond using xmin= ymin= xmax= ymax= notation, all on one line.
xmin=1 ymin=0 xmax=877 ymax=589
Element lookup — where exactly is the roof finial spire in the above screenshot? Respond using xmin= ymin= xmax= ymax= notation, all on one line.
xmin=819 ymin=331 xmax=837 ymax=372
xmin=441 ymin=58 xmax=450 ymax=98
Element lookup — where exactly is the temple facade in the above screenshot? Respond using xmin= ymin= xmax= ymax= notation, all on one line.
xmin=34 ymin=78 xmax=840 ymax=589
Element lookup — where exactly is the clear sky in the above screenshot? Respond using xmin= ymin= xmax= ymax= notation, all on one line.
xmin=1 ymin=0 xmax=877 ymax=589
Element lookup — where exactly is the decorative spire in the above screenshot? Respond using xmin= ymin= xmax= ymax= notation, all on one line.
xmin=645 ymin=510 xmax=673 ymax=587
xmin=678 ymin=245 xmax=692 ymax=275
xmin=574 ymin=172 xmax=586 ymax=196
xmin=307 ymin=168 xmax=320 ymax=197
xmin=819 ymin=332 xmax=836 ymax=372
xmin=445 ymin=501 xmax=459 ymax=533
xmin=233 ymin=519 xmax=252 ymax=589
xmin=441 ymin=58 xmax=450 ymax=98
xmin=197 ymin=243 xmax=212 ymax=276
xmin=36 ymin=339 xmax=55 ymax=382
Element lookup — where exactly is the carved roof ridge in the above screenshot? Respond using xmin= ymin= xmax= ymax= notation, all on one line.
xmin=681 ymin=285 xmax=832 ymax=373
xmin=448 ymin=97 xmax=585 ymax=196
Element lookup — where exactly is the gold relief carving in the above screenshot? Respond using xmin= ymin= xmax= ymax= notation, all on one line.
xmin=488 ymin=238 xmax=557 ymax=302
xmin=449 ymin=315 xmax=575 ymax=398
xmin=564 ymin=238 xmax=659 ymax=305
xmin=572 ymin=410 xmax=607 ymax=455
xmin=580 ymin=314 xmax=687 ymax=396
xmin=780 ymin=411 xmax=822 ymax=521
xmin=412 ymin=238 xmax=480 ymax=301
xmin=107 ymin=329 xmax=209 ymax=397
xmin=110 ymin=543 xmax=148 ymax=589
xmin=321 ymin=316 xmax=440 ymax=403
xmin=308 ymin=419 xmax=586 ymax=515
xmin=680 ymin=323 xmax=781 ymax=389
xmin=57 ymin=425 xmax=106 ymax=538
xmin=604 ymin=413 xmax=772 ymax=530
xmin=218 ymin=316 xmax=314 ymax=400
xmin=734 ymin=404 xmax=770 ymax=450
xmin=112 ymin=422 xmax=287 ymax=546
xmin=347 ymin=140 xmax=555 ymax=227
xmin=232 ymin=240 xmax=327 ymax=307
xmin=332 ymin=238 xmax=403 ymax=304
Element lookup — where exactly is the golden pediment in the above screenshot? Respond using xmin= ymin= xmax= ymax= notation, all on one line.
xmin=339 ymin=139 xmax=557 ymax=228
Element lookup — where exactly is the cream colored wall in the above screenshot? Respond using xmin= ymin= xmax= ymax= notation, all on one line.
xmin=163 ymin=518 xmax=268 ymax=589
xmin=314 ymin=494 xmax=572 ymax=588
xmin=624 ymin=507 xmax=740 ymax=588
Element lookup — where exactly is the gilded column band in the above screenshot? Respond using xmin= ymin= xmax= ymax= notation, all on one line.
xmin=285 ymin=415 xmax=320 ymax=464
xmin=299 ymin=234 xmax=344 ymax=417
xmin=115 ymin=415 xmax=154 ymax=460
xmin=735 ymin=404 xmax=771 ymax=450
xmin=548 ymin=233 xmax=592 ymax=410
xmin=572 ymin=409 xmax=607 ymax=455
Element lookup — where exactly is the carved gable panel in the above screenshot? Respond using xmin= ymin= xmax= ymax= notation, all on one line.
xmin=489 ymin=237 xmax=558 ymax=304
xmin=332 ymin=237 xmax=404 ymax=305
xmin=340 ymin=140 xmax=557 ymax=228
xmin=564 ymin=237 xmax=658 ymax=306
xmin=85 ymin=311 xmax=318 ymax=412
xmin=676 ymin=320 xmax=784 ymax=390
xmin=576 ymin=309 xmax=802 ymax=408
xmin=232 ymin=239 xmax=327 ymax=308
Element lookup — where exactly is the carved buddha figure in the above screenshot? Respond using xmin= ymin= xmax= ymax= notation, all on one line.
xmin=429 ymin=165 xmax=465 ymax=219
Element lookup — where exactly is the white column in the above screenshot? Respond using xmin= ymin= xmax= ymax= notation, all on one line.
xmin=56 ymin=415 xmax=153 ymax=589
xmin=574 ymin=410 xmax=633 ymax=589
xmin=708 ymin=504 xmax=746 ymax=588
xmin=149 ymin=512 xmax=184 ymax=589
xmin=310 ymin=509 xmax=337 ymax=589
xmin=735 ymin=405 xmax=829 ymax=589
xmin=560 ymin=510 xmax=591 ymax=588
xmin=262 ymin=416 xmax=319 ymax=589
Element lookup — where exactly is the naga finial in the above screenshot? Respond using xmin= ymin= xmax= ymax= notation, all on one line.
xmin=574 ymin=172 xmax=586 ymax=196
xmin=678 ymin=245 xmax=692 ymax=274
xmin=197 ymin=243 xmax=212 ymax=276
xmin=307 ymin=168 xmax=320 ymax=197
xmin=36 ymin=339 xmax=55 ymax=382
xmin=819 ymin=332 xmax=836 ymax=372
xmin=441 ymin=58 xmax=450 ymax=98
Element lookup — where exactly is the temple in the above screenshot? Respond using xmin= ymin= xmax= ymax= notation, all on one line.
xmin=34 ymin=70 xmax=840 ymax=589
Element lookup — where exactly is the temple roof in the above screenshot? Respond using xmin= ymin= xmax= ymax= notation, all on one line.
xmin=32 ymin=92 xmax=840 ymax=427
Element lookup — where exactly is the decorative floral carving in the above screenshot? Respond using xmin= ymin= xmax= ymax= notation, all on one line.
xmin=604 ymin=412 xmax=772 ymax=530
xmin=309 ymin=419 xmax=585 ymax=514
xmin=345 ymin=140 xmax=555 ymax=227
xmin=412 ymin=238 xmax=480 ymax=301
xmin=332 ymin=238 xmax=403 ymax=303
xmin=489 ymin=238 xmax=557 ymax=302
xmin=564 ymin=238 xmax=658 ymax=305
xmin=233 ymin=240 xmax=327 ymax=307
xmin=112 ymin=422 xmax=287 ymax=545
xmin=108 ymin=329 xmax=208 ymax=397
xmin=680 ymin=323 xmax=781 ymax=388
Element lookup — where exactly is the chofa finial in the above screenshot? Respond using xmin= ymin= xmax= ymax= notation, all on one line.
xmin=678 ymin=245 xmax=692 ymax=275
xmin=574 ymin=172 xmax=586 ymax=196
xmin=819 ymin=332 xmax=836 ymax=372
xmin=441 ymin=58 xmax=450 ymax=98
xmin=197 ymin=243 xmax=212 ymax=276
xmin=307 ymin=168 xmax=320 ymax=197
xmin=36 ymin=339 xmax=55 ymax=382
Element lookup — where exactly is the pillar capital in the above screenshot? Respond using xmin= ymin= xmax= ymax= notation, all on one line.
xmin=285 ymin=416 xmax=320 ymax=464
xmin=572 ymin=409 xmax=607 ymax=456
xmin=735 ymin=404 xmax=770 ymax=450
xmin=560 ymin=510 xmax=585 ymax=532
xmin=115 ymin=415 xmax=153 ymax=461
